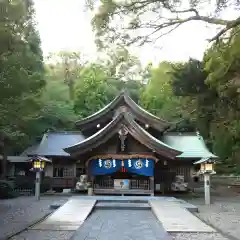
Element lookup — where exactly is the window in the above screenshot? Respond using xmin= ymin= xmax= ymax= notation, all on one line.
xmin=53 ymin=167 xmax=63 ymax=177
xmin=76 ymin=167 xmax=86 ymax=177
xmin=53 ymin=167 xmax=74 ymax=177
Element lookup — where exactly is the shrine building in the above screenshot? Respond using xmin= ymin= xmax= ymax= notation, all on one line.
xmin=6 ymin=91 xmax=217 ymax=195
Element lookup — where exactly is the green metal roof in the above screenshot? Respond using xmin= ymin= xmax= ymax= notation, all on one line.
xmin=194 ymin=157 xmax=216 ymax=164
xmin=162 ymin=133 xmax=218 ymax=159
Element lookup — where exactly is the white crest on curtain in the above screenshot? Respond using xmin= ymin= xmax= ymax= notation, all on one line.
xmin=145 ymin=159 xmax=149 ymax=168
xmin=128 ymin=159 xmax=132 ymax=167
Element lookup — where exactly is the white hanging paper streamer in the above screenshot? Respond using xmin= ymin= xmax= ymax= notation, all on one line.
xmin=128 ymin=159 xmax=132 ymax=167
xmin=98 ymin=159 xmax=102 ymax=167
xmin=113 ymin=159 xmax=116 ymax=167
xmin=145 ymin=159 xmax=149 ymax=168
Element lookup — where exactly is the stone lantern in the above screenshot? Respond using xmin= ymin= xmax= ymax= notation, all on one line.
xmin=29 ymin=156 xmax=52 ymax=200
xmin=194 ymin=157 xmax=216 ymax=205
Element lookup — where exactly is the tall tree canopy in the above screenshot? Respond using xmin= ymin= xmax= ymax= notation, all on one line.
xmin=46 ymin=51 xmax=86 ymax=100
xmin=169 ymin=27 xmax=240 ymax=173
xmin=0 ymin=0 xmax=45 ymax=177
xmin=74 ymin=63 xmax=143 ymax=118
xmin=87 ymin=0 xmax=240 ymax=47
xmin=0 ymin=0 xmax=45 ymax=145
xmin=140 ymin=61 xmax=196 ymax=131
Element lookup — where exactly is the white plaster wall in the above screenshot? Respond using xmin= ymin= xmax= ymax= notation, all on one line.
xmin=45 ymin=164 xmax=53 ymax=177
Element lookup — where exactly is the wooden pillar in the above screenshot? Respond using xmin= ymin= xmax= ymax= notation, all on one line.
xmin=150 ymin=176 xmax=154 ymax=196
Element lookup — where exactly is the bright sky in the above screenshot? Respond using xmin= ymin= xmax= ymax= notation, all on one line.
xmin=33 ymin=0 xmax=237 ymax=65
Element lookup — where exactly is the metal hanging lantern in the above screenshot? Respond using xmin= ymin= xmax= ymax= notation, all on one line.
xmin=29 ymin=156 xmax=52 ymax=172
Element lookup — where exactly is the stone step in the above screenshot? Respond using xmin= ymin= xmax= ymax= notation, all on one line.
xmin=95 ymin=201 xmax=151 ymax=209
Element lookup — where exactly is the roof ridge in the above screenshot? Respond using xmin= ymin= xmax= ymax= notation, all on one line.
xmin=65 ymin=112 xmax=181 ymax=158
xmin=164 ymin=132 xmax=199 ymax=136
xmin=45 ymin=131 xmax=85 ymax=134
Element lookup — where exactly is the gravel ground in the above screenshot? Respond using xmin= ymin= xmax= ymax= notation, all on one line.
xmin=0 ymin=196 xmax=69 ymax=240
xmin=191 ymin=196 xmax=240 ymax=240
xmin=10 ymin=230 xmax=75 ymax=240
xmin=170 ymin=196 xmax=240 ymax=240
xmin=170 ymin=233 xmax=229 ymax=240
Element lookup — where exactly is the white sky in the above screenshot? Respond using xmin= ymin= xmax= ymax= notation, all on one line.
xmin=33 ymin=0 xmax=237 ymax=65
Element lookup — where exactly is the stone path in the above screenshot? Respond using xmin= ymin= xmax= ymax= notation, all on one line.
xmin=71 ymin=209 xmax=171 ymax=240
xmin=149 ymin=200 xmax=216 ymax=232
xmin=31 ymin=199 xmax=96 ymax=231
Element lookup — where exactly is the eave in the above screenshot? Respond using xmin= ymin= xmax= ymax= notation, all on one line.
xmin=75 ymin=91 xmax=173 ymax=131
xmin=65 ymin=112 xmax=182 ymax=159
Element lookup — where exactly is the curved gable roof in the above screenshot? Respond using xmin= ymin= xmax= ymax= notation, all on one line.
xmin=75 ymin=91 xmax=173 ymax=131
xmin=65 ymin=113 xmax=182 ymax=159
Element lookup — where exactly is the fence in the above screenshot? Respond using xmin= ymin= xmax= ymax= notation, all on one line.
xmin=13 ymin=188 xmax=34 ymax=196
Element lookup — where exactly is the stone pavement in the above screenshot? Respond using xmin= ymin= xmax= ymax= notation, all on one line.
xmin=71 ymin=209 xmax=172 ymax=240
xmin=0 ymin=196 xmax=68 ymax=240
xmin=31 ymin=199 xmax=96 ymax=231
xmin=149 ymin=200 xmax=216 ymax=233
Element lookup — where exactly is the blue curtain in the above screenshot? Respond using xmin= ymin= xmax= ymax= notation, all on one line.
xmin=90 ymin=159 xmax=122 ymax=175
xmin=123 ymin=158 xmax=154 ymax=176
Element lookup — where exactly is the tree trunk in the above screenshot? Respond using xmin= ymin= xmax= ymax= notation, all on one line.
xmin=0 ymin=137 xmax=7 ymax=179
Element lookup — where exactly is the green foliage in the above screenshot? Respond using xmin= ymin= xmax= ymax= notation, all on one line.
xmin=0 ymin=180 xmax=16 ymax=199
xmin=140 ymin=61 xmax=195 ymax=122
xmin=87 ymin=0 xmax=240 ymax=47
xmin=171 ymin=59 xmax=208 ymax=96
xmin=1 ymin=0 xmax=239 ymax=177
xmin=0 ymin=0 xmax=45 ymax=156
xmin=74 ymin=64 xmax=113 ymax=117
xmin=169 ymin=29 xmax=240 ymax=173
xmin=74 ymin=63 xmax=143 ymax=117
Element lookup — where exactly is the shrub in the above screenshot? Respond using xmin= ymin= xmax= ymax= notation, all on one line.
xmin=0 ymin=180 xmax=17 ymax=199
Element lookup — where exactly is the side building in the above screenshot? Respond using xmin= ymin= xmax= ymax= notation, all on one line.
xmin=5 ymin=91 xmax=217 ymax=195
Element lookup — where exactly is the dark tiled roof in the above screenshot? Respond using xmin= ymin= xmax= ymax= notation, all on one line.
xmin=34 ymin=131 xmax=86 ymax=156
xmin=0 ymin=155 xmax=30 ymax=162
xmin=20 ymin=144 xmax=39 ymax=156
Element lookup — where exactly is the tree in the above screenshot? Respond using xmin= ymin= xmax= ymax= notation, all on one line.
xmin=87 ymin=0 xmax=240 ymax=47
xmin=0 ymin=0 xmax=45 ymax=177
xmin=140 ymin=61 xmax=195 ymax=121
xmin=26 ymin=64 xmax=78 ymax=139
xmin=47 ymin=51 xmax=86 ymax=100
xmin=74 ymin=64 xmax=117 ymax=117
xmin=203 ymin=26 xmax=240 ymax=173
xmin=74 ymin=61 xmax=144 ymax=118
xmin=170 ymin=58 xmax=216 ymax=139
xmin=169 ymin=39 xmax=240 ymax=173
xmin=102 ymin=46 xmax=143 ymax=81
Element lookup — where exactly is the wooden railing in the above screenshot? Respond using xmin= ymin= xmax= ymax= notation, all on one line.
xmin=93 ymin=179 xmax=150 ymax=190
xmin=94 ymin=179 xmax=114 ymax=189
xmin=130 ymin=179 xmax=150 ymax=190
xmin=52 ymin=177 xmax=77 ymax=188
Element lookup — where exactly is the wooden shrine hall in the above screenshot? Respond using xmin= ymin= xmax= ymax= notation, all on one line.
xmin=7 ymin=91 xmax=217 ymax=195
